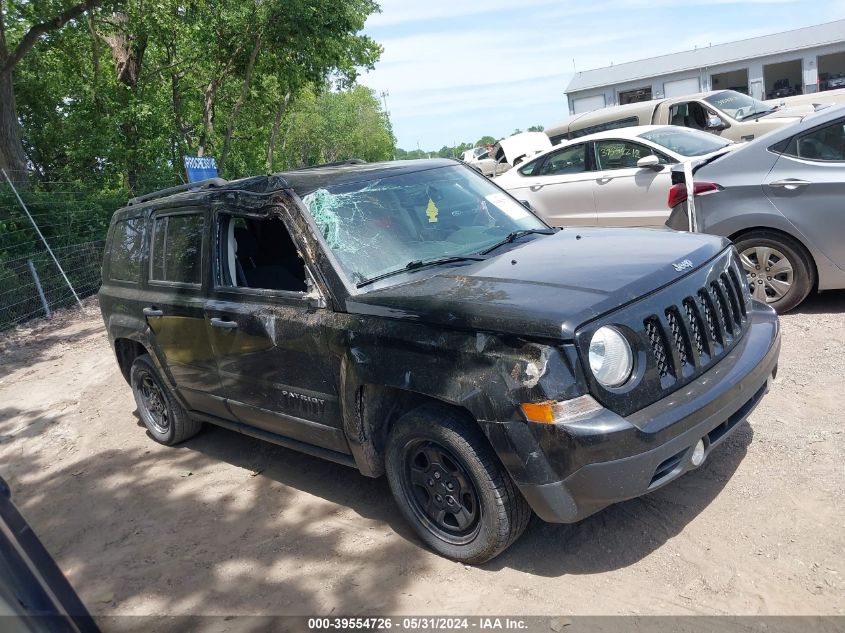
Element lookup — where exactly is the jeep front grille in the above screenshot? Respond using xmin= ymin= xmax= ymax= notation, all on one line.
xmin=645 ymin=268 xmax=748 ymax=381
xmin=645 ymin=317 xmax=671 ymax=378
xmin=576 ymin=248 xmax=753 ymax=418
xmin=665 ymin=307 xmax=691 ymax=370
xmin=683 ymin=298 xmax=705 ymax=359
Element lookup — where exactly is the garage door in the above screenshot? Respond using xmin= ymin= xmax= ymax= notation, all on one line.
xmin=663 ymin=77 xmax=701 ymax=98
xmin=819 ymin=52 xmax=845 ymax=91
xmin=572 ymin=95 xmax=606 ymax=114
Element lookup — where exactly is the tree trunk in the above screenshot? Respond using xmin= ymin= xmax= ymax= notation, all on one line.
xmin=99 ymin=12 xmax=146 ymax=191
xmin=218 ymin=33 xmax=262 ymax=174
xmin=265 ymin=91 xmax=290 ymax=172
xmin=197 ymin=38 xmax=245 ymax=159
xmin=0 ymin=0 xmax=108 ymax=185
xmin=198 ymin=79 xmax=219 ymax=158
xmin=86 ymin=13 xmax=103 ymax=114
xmin=0 ymin=69 xmax=28 ymax=183
xmin=167 ymin=43 xmax=191 ymax=156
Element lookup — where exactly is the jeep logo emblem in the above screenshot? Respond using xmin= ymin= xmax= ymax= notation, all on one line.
xmin=673 ymin=259 xmax=693 ymax=272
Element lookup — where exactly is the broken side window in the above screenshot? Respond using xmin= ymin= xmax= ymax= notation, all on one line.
xmin=217 ymin=214 xmax=307 ymax=293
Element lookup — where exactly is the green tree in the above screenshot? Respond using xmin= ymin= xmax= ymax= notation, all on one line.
xmin=282 ymin=85 xmax=394 ymax=168
xmin=12 ymin=0 xmax=382 ymax=190
xmin=527 ymin=124 xmax=544 ymax=132
xmin=0 ymin=0 xmax=112 ymax=181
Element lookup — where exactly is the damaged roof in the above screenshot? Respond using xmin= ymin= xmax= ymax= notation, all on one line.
xmin=277 ymin=159 xmax=457 ymax=197
xmin=127 ymin=159 xmax=460 ymax=209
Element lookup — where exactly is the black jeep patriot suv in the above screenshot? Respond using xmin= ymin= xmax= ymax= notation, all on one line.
xmin=99 ymin=159 xmax=780 ymax=563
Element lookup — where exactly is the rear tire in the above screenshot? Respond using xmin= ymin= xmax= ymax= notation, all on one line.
xmin=385 ymin=404 xmax=531 ymax=564
xmin=130 ymin=354 xmax=201 ymax=445
xmin=733 ymin=231 xmax=814 ymax=313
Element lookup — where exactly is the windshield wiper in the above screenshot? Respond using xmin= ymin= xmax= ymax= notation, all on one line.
xmin=478 ymin=228 xmax=555 ymax=255
xmin=739 ymin=107 xmax=777 ymax=121
xmin=355 ymin=255 xmax=486 ymax=289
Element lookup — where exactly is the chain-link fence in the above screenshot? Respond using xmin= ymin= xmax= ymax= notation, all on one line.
xmin=0 ymin=175 xmax=142 ymax=330
xmin=0 ymin=240 xmax=106 ymax=327
xmin=0 ymin=170 xmax=189 ymax=330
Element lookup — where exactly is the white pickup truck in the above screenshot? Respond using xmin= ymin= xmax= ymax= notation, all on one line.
xmin=547 ymin=88 xmax=845 ymax=144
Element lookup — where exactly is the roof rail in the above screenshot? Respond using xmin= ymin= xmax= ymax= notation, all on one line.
xmin=127 ymin=177 xmax=228 ymax=206
xmin=292 ymin=159 xmax=366 ymax=171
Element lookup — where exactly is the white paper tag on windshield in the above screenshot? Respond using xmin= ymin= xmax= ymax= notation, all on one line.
xmin=485 ymin=193 xmax=530 ymax=221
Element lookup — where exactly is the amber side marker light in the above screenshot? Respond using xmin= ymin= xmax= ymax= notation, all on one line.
xmin=520 ymin=395 xmax=603 ymax=424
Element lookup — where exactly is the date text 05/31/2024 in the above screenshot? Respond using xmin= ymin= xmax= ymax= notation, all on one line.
xmin=307 ymin=617 xmax=529 ymax=630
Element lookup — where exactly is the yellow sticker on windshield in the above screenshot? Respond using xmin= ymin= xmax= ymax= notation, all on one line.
xmin=425 ymin=198 xmax=439 ymax=223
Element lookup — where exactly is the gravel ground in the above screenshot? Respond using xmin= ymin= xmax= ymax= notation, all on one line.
xmin=0 ymin=293 xmax=842 ymax=622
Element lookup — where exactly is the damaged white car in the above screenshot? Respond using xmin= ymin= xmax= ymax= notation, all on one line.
xmin=461 ymin=132 xmax=552 ymax=178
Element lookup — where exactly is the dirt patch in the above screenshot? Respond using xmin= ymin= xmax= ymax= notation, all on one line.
xmin=0 ymin=293 xmax=843 ymax=618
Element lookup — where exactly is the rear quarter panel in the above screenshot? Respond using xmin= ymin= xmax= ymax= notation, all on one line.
xmin=98 ymin=207 xmax=174 ymax=384
xmin=696 ymin=151 xmax=845 ymax=290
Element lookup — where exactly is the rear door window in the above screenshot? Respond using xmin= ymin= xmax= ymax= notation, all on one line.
xmin=518 ymin=156 xmax=545 ymax=176
xmin=539 ymin=144 xmax=587 ymax=175
xmin=108 ymin=217 xmax=145 ymax=282
xmin=783 ymin=119 xmax=845 ymax=161
xmin=150 ymin=212 xmax=205 ymax=285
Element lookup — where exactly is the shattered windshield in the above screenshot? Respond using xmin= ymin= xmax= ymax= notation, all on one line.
xmin=300 ymin=165 xmax=546 ymax=286
xmin=704 ymin=91 xmax=775 ymax=121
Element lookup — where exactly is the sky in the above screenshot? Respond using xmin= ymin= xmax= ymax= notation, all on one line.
xmin=359 ymin=1 xmax=845 ymax=150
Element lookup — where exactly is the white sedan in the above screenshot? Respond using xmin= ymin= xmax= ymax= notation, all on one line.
xmin=494 ymin=125 xmax=735 ymax=228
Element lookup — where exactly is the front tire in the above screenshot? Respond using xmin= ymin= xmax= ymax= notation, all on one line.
xmin=130 ymin=354 xmax=201 ymax=445
xmin=733 ymin=231 xmax=814 ymax=313
xmin=385 ymin=404 xmax=531 ymax=564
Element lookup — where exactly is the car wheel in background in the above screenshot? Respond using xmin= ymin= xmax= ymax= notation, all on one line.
xmin=130 ymin=354 xmax=201 ymax=445
xmin=734 ymin=231 xmax=815 ymax=313
xmin=385 ymin=404 xmax=531 ymax=564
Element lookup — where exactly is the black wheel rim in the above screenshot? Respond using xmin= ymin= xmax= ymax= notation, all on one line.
xmin=400 ymin=440 xmax=481 ymax=545
xmin=139 ymin=373 xmax=169 ymax=435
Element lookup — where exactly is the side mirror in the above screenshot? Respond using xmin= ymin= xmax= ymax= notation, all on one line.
xmin=707 ymin=115 xmax=727 ymax=131
xmin=519 ymin=200 xmax=533 ymax=210
xmin=636 ymin=155 xmax=663 ymax=171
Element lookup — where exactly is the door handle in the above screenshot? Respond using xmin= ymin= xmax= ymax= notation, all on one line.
xmin=529 ymin=184 xmax=544 ymax=192
xmin=142 ymin=307 xmax=163 ymax=317
xmin=209 ymin=317 xmax=238 ymax=330
xmin=596 ymin=174 xmax=613 ymax=184
xmin=769 ymin=179 xmax=810 ymax=190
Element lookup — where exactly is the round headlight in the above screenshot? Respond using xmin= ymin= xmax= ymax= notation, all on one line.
xmin=588 ymin=326 xmax=633 ymax=388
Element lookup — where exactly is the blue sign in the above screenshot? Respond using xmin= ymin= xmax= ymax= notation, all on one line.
xmin=183 ymin=156 xmax=219 ymax=183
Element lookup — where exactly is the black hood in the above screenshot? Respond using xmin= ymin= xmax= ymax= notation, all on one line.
xmin=346 ymin=228 xmax=730 ymax=340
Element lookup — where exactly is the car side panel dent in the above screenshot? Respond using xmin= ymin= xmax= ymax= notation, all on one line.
xmin=331 ymin=315 xmax=585 ymax=477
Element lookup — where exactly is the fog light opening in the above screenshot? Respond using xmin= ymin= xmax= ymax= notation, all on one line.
xmin=690 ymin=439 xmax=706 ymax=467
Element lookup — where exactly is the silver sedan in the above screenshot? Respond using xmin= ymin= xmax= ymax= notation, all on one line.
xmin=667 ymin=104 xmax=845 ymax=313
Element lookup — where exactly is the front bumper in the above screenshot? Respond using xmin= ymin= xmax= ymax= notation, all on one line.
xmin=483 ymin=303 xmax=780 ymax=523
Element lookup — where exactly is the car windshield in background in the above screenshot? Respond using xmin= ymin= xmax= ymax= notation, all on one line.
xmin=301 ymin=165 xmax=547 ymax=287
xmin=640 ymin=128 xmax=733 ymax=156
xmin=705 ymin=91 xmax=775 ymax=121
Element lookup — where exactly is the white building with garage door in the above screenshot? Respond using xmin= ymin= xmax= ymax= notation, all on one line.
xmin=565 ymin=20 xmax=845 ymax=115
